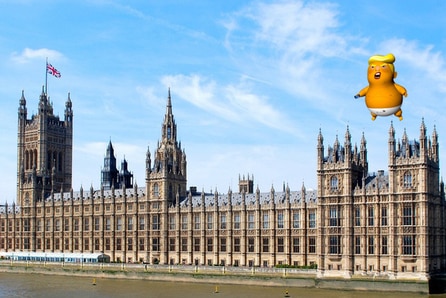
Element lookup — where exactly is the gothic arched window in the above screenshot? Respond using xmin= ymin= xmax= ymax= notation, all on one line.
xmin=330 ymin=176 xmax=339 ymax=190
xmin=403 ymin=172 xmax=412 ymax=188
xmin=153 ymin=183 xmax=159 ymax=197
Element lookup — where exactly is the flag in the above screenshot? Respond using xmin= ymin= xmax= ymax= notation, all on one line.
xmin=46 ymin=63 xmax=61 ymax=78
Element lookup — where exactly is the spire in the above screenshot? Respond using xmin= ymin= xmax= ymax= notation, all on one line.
xmin=18 ymin=90 xmax=27 ymax=119
xmin=162 ymin=88 xmax=176 ymax=143
xmin=420 ymin=118 xmax=426 ymax=139
xmin=344 ymin=125 xmax=351 ymax=146
xmin=389 ymin=121 xmax=395 ymax=140
xmin=19 ymin=90 xmax=26 ymax=106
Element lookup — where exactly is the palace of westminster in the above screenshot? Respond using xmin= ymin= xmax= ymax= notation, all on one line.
xmin=0 ymin=86 xmax=445 ymax=281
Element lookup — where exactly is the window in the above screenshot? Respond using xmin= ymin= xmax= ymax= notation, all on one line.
xmin=84 ymin=238 xmax=89 ymax=250
xmin=181 ymin=215 xmax=188 ymax=230
xmin=55 ymin=219 xmax=60 ymax=232
xmin=381 ymin=236 xmax=388 ymax=255
xmin=64 ymin=218 xmax=70 ymax=231
xmin=153 ymin=183 xmax=159 ymax=197
xmin=292 ymin=238 xmax=300 ymax=253
xmin=368 ymin=236 xmax=374 ymax=254
xmin=181 ymin=238 xmax=188 ymax=252
xmin=139 ymin=238 xmax=145 ymax=251
xmin=309 ymin=237 xmax=316 ymax=253
xmin=329 ymin=236 xmax=340 ymax=254
xmin=248 ymin=237 xmax=255 ymax=252
xmin=220 ymin=238 xmax=227 ymax=252
xmin=234 ymin=238 xmax=240 ymax=252
xmin=64 ymin=238 xmax=70 ymax=250
xmin=368 ymin=207 xmax=374 ymax=226
xmin=95 ymin=238 xmax=100 ymax=250
xmin=330 ymin=176 xmax=339 ymax=190
xmin=74 ymin=219 xmax=79 ymax=231
xmin=402 ymin=205 xmax=414 ymax=226
xmin=309 ymin=211 xmax=316 ymax=228
xmin=152 ymin=238 xmax=160 ymax=251
xmin=248 ymin=212 xmax=255 ymax=229
xmin=402 ymin=235 xmax=415 ymax=255
xmin=127 ymin=239 xmax=133 ymax=251
xmin=220 ymin=214 xmax=227 ymax=229
xmin=381 ymin=207 xmax=388 ymax=226
xmin=329 ymin=207 xmax=339 ymax=227
xmin=277 ymin=211 xmax=284 ymax=229
xmin=116 ymin=238 xmax=121 ymax=251
xmin=94 ymin=217 xmax=100 ymax=231
xmin=292 ymin=212 xmax=300 ymax=228
xmin=36 ymin=219 xmax=41 ymax=232
xmin=403 ymin=172 xmax=412 ymax=188
xmin=116 ymin=217 xmax=122 ymax=231
xmin=262 ymin=212 xmax=269 ymax=229
xmin=169 ymin=215 xmax=176 ymax=230
xmin=194 ymin=214 xmax=200 ymax=230
xmin=355 ymin=236 xmax=361 ymax=254
xmin=207 ymin=238 xmax=213 ymax=252
xmin=234 ymin=213 xmax=240 ymax=229
xmin=139 ymin=217 xmax=145 ymax=230
xmin=105 ymin=238 xmax=111 ymax=251
xmin=84 ymin=218 xmax=89 ymax=231
xmin=207 ymin=214 xmax=213 ymax=230
xmin=105 ymin=217 xmax=111 ymax=231
xmin=277 ymin=237 xmax=284 ymax=253
xmin=128 ymin=217 xmax=133 ymax=230
xmin=152 ymin=215 xmax=159 ymax=230
xmin=169 ymin=238 xmax=176 ymax=251
xmin=354 ymin=207 xmax=361 ymax=226
xmin=194 ymin=238 xmax=200 ymax=252
xmin=46 ymin=219 xmax=51 ymax=232
xmin=262 ymin=238 xmax=269 ymax=252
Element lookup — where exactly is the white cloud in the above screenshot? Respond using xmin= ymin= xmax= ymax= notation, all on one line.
xmin=160 ymin=74 xmax=300 ymax=136
xmin=11 ymin=48 xmax=63 ymax=64
xmin=380 ymin=39 xmax=446 ymax=93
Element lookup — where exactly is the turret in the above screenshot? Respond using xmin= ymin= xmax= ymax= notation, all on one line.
xmin=388 ymin=122 xmax=396 ymax=165
xmin=64 ymin=92 xmax=73 ymax=125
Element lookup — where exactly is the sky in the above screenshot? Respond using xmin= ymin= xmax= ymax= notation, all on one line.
xmin=1 ymin=0 xmax=446 ymax=203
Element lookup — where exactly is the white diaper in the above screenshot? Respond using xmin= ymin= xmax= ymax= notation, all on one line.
xmin=368 ymin=105 xmax=401 ymax=116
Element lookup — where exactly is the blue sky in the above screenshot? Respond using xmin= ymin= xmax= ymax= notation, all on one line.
xmin=1 ymin=0 xmax=445 ymax=203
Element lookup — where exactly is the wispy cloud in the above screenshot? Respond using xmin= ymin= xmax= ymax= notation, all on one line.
xmin=381 ymin=39 xmax=446 ymax=93
xmin=160 ymin=74 xmax=300 ymax=136
xmin=222 ymin=0 xmax=361 ymax=106
xmin=11 ymin=48 xmax=63 ymax=64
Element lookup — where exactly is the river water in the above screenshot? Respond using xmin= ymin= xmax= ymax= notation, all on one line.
xmin=0 ymin=272 xmax=441 ymax=298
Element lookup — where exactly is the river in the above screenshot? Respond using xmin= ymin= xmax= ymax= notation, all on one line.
xmin=0 ymin=272 xmax=442 ymax=298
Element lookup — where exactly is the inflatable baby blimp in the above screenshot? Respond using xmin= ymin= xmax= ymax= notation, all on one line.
xmin=354 ymin=53 xmax=407 ymax=120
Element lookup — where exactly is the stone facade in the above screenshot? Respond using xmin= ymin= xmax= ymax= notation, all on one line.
xmin=1 ymin=88 xmax=445 ymax=281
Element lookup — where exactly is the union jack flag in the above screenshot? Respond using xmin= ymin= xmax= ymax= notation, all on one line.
xmin=46 ymin=63 xmax=61 ymax=78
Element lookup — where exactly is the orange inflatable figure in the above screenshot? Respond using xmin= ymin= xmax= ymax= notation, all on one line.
xmin=354 ymin=53 xmax=407 ymax=120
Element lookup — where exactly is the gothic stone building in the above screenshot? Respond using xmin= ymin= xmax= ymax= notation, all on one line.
xmin=1 ymin=88 xmax=445 ymax=281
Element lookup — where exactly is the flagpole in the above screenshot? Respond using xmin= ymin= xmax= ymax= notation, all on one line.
xmin=45 ymin=57 xmax=48 ymax=95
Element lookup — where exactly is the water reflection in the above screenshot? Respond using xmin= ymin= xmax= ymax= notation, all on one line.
xmin=0 ymin=272 xmax=440 ymax=298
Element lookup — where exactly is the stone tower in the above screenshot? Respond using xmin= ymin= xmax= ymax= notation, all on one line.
xmin=17 ymin=87 xmax=73 ymax=206
xmin=145 ymin=89 xmax=187 ymax=264
xmin=146 ymin=89 xmax=187 ymax=205
xmin=101 ymin=140 xmax=119 ymax=190
xmin=101 ymin=140 xmax=134 ymax=190
xmin=316 ymin=126 xmax=368 ymax=277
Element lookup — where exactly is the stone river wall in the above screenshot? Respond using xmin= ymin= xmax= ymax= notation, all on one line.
xmin=0 ymin=261 xmax=432 ymax=294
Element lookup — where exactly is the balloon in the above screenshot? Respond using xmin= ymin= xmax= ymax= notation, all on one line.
xmin=354 ymin=53 xmax=407 ymax=121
